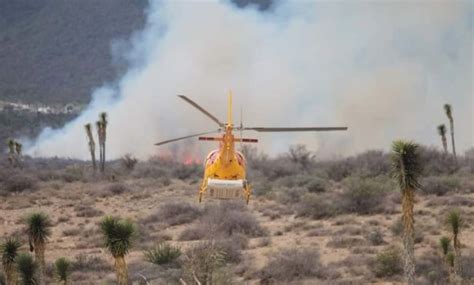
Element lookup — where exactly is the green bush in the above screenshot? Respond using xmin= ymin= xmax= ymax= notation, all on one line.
xmin=2 ymin=174 xmax=38 ymax=193
xmin=259 ymin=248 xmax=325 ymax=282
xmin=372 ymin=246 xmax=403 ymax=277
xmin=421 ymin=176 xmax=460 ymax=196
xmin=341 ymin=176 xmax=392 ymax=214
xmin=144 ymin=242 xmax=181 ymax=266
xmin=296 ymin=193 xmax=337 ymax=219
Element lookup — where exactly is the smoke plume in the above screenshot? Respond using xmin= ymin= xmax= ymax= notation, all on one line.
xmin=26 ymin=0 xmax=473 ymax=160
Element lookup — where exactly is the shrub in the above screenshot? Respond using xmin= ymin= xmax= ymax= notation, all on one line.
xmin=144 ymin=242 xmax=181 ymax=266
xmin=213 ymin=234 xmax=248 ymax=263
xmin=372 ymin=246 xmax=403 ymax=277
xmin=306 ymin=176 xmax=328 ymax=193
xmin=2 ymin=174 xmax=37 ymax=193
xmin=103 ymin=183 xmax=129 ymax=195
xmin=366 ymin=228 xmax=385 ymax=246
xmin=171 ymin=164 xmax=202 ymax=180
xmin=201 ymin=202 xmax=266 ymax=238
xmin=390 ymin=218 xmax=423 ymax=243
xmin=178 ymin=226 xmax=207 ymax=241
xmin=327 ymin=236 xmax=365 ymax=248
xmin=121 ymin=154 xmax=138 ymax=171
xmin=74 ymin=205 xmax=104 ymax=218
xmin=259 ymin=248 xmax=324 ymax=282
xmin=461 ymin=253 xmax=474 ymax=279
xmin=421 ymin=176 xmax=460 ymax=196
xmin=181 ymin=242 xmax=232 ymax=284
xmin=275 ymin=186 xmax=307 ymax=204
xmin=61 ymin=165 xmax=86 ymax=182
xmin=252 ymin=180 xmax=273 ymax=196
xmin=390 ymin=218 xmax=403 ymax=236
xmin=296 ymin=193 xmax=337 ymax=219
xmin=71 ymin=254 xmax=112 ymax=272
xmin=154 ymin=202 xmax=202 ymax=226
xmin=132 ymin=163 xmax=168 ymax=178
xmin=179 ymin=203 xmax=265 ymax=241
xmin=416 ymin=252 xmax=448 ymax=284
xmin=340 ymin=176 xmax=390 ymax=214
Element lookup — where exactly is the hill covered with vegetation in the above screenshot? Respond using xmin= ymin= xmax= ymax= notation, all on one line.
xmin=0 ymin=0 xmax=147 ymax=104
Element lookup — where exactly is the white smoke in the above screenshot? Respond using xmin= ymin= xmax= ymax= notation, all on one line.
xmin=26 ymin=0 xmax=473 ymax=160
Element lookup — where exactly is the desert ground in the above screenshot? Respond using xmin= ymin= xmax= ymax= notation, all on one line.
xmin=1 ymin=147 xmax=473 ymax=284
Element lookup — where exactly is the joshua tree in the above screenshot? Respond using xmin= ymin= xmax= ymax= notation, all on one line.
xmin=443 ymin=104 xmax=457 ymax=165
xmin=54 ymin=257 xmax=71 ymax=285
xmin=100 ymin=216 xmax=136 ymax=285
xmin=1 ymin=238 xmax=21 ymax=285
xmin=16 ymin=253 xmax=37 ymax=285
xmin=14 ymin=142 xmax=22 ymax=168
xmin=437 ymin=124 xmax=448 ymax=153
xmin=96 ymin=112 xmax=108 ymax=173
xmin=447 ymin=210 xmax=462 ymax=279
xmin=7 ymin=139 xmax=16 ymax=167
xmin=96 ymin=121 xmax=103 ymax=171
xmin=84 ymin=123 xmax=97 ymax=171
xmin=391 ymin=140 xmax=421 ymax=285
xmin=25 ymin=212 xmax=51 ymax=285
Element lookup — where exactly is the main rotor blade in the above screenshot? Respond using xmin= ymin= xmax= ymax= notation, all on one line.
xmin=178 ymin=95 xmax=224 ymax=127
xmin=240 ymin=127 xmax=348 ymax=132
xmin=155 ymin=130 xmax=221 ymax=146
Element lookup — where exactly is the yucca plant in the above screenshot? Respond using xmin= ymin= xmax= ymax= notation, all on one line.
xmin=437 ymin=124 xmax=448 ymax=153
xmin=439 ymin=236 xmax=451 ymax=256
xmin=54 ymin=257 xmax=71 ymax=284
xmin=446 ymin=210 xmax=462 ymax=278
xmin=1 ymin=238 xmax=21 ymax=285
xmin=391 ymin=140 xmax=421 ymax=285
xmin=25 ymin=212 xmax=51 ymax=285
xmin=444 ymin=104 xmax=457 ymax=166
xmin=100 ymin=216 xmax=136 ymax=285
xmin=84 ymin=123 xmax=97 ymax=171
xmin=144 ymin=242 xmax=181 ymax=266
xmin=16 ymin=253 xmax=37 ymax=285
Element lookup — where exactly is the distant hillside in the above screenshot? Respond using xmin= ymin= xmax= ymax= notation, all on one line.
xmin=0 ymin=0 xmax=147 ymax=104
xmin=0 ymin=0 xmax=271 ymax=105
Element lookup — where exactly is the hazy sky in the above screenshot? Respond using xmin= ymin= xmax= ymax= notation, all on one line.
xmin=27 ymin=0 xmax=473 ymax=160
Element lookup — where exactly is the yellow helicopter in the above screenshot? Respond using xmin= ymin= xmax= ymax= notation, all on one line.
xmin=155 ymin=92 xmax=347 ymax=203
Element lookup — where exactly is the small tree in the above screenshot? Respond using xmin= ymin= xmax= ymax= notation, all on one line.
xmin=55 ymin=257 xmax=71 ymax=285
xmin=100 ymin=216 xmax=136 ymax=285
xmin=446 ymin=210 xmax=462 ymax=279
xmin=25 ymin=212 xmax=51 ymax=285
xmin=1 ymin=238 xmax=21 ymax=285
xmin=287 ymin=144 xmax=315 ymax=170
xmin=437 ymin=124 xmax=448 ymax=153
xmin=84 ymin=123 xmax=97 ymax=171
xmin=391 ymin=140 xmax=422 ymax=285
xmin=16 ymin=253 xmax=37 ymax=285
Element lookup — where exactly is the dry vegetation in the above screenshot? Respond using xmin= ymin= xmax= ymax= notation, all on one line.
xmin=0 ymin=146 xmax=473 ymax=284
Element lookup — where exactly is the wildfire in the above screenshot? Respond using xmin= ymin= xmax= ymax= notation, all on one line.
xmin=156 ymin=142 xmax=202 ymax=165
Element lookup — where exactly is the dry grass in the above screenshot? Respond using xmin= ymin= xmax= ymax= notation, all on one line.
xmin=0 ymin=150 xmax=473 ymax=284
